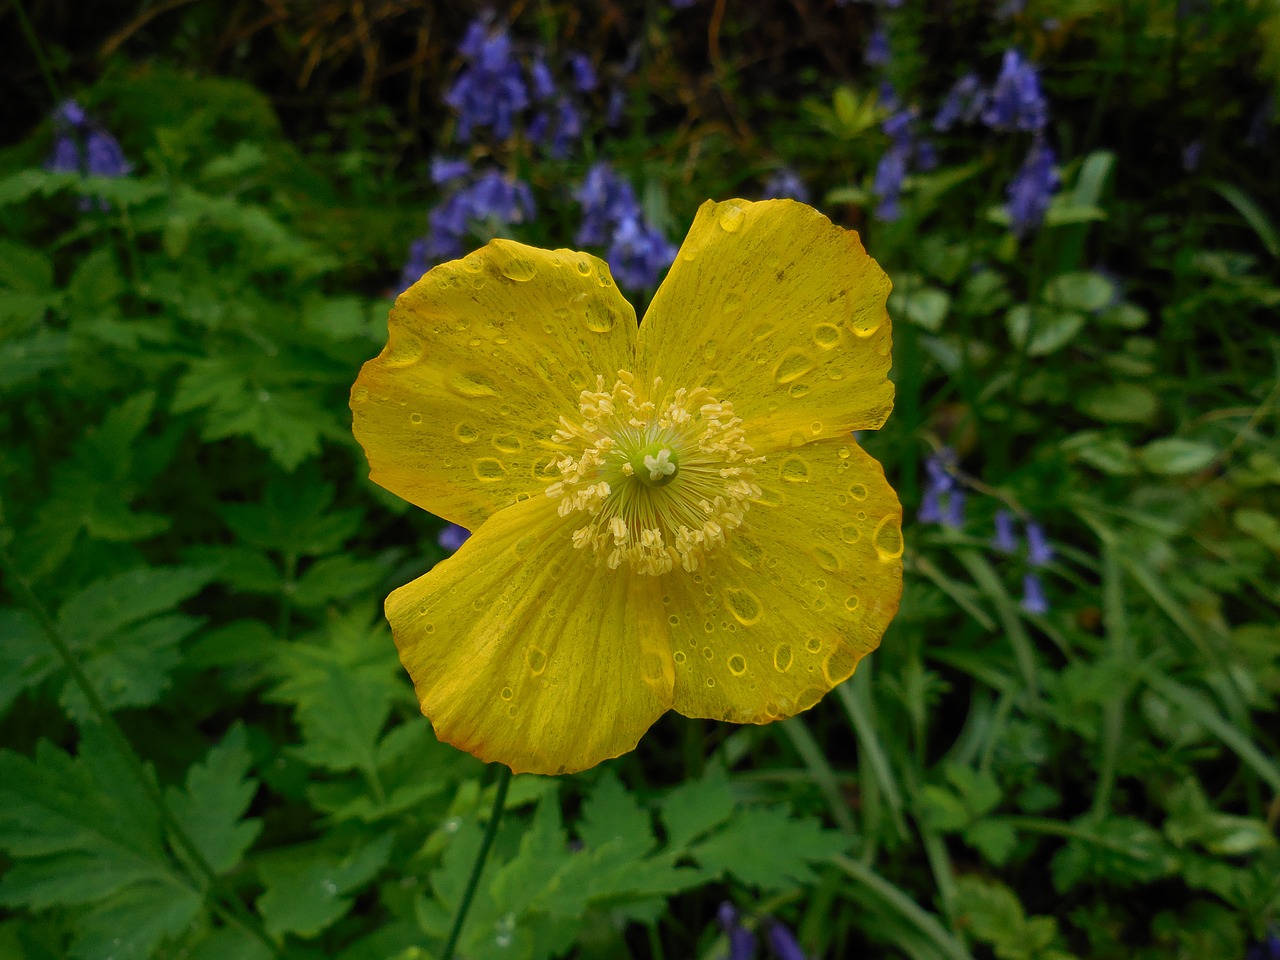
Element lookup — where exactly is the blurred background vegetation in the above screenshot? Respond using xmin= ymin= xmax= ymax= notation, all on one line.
xmin=1 ymin=1 xmax=1279 ymax=959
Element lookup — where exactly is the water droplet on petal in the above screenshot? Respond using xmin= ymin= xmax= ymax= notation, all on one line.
xmin=773 ymin=643 xmax=793 ymax=672
xmin=409 ymin=412 xmax=423 ymax=424
xmin=773 ymin=349 xmax=814 ymax=384
xmin=353 ymin=387 xmax=369 ymax=403
xmin=849 ymin=482 xmax=868 ymax=500
xmin=840 ymin=523 xmax=862 ymax=544
xmin=727 ymin=654 xmax=747 ymax=676
xmin=718 ymin=204 xmax=745 ymax=232
xmin=497 ymin=253 xmax=537 ymax=282
xmin=674 ymin=650 xmax=687 ymax=664
xmin=805 ymin=637 xmax=822 ymax=653
xmin=526 ymin=647 xmax=547 ymax=675
xmin=500 ymin=686 xmax=513 ymax=701
xmin=780 ymin=457 xmax=810 ymax=482
xmin=576 ymin=259 xmax=592 ymax=275
xmin=823 ymin=646 xmax=858 ymax=685
xmin=812 ymin=547 xmax=840 ymax=572
xmin=454 ymin=421 xmax=479 ymax=444
xmin=726 ymin=587 xmax=762 ymax=625
xmin=585 ymin=301 xmax=618 ymax=333
xmin=873 ymin=513 xmax=905 ymax=560
xmin=448 ymin=372 xmax=497 ymax=398
xmin=492 ymin=434 xmax=523 ymax=454
xmin=383 ymin=332 xmax=423 ymax=368
xmin=473 ymin=458 xmax=507 ymax=482
xmin=844 ymin=595 xmax=860 ymax=612
xmin=812 ymin=322 xmax=842 ymax=350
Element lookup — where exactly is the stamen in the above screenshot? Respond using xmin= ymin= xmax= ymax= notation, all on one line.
xmin=545 ymin=371 xmax=762 ymax=576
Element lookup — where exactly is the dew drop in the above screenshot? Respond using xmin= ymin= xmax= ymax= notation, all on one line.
xmin=500 ymin=686 xmax=513 ymax=701
xmin=409 ymin=412 xmax=423 ymax=425
xmin=724 ymin=291 xmax=744 ymax=315
xmin=812 ymin=322 xmax=842 ymax=350
xmin=352 ymin=387 xmax=369 ymax=403
xmin=805 ymin=637 xmax=822 ymax=653
xmin=773 ymin=349 xmax=814 ymax=384
xmin=780 ymin=456 xmax=810 ymax=483
xmin=585 ymin=302 xmax=618 ymax=333
xmin=454 ymin=422 xmax=479 ymax=444
xmin=727 ymin=654 xmax=747 ymax=676
xmin=497 ymin=253 xmax=537 ymax=282
xmin=702 ymin=646 xmax=714 ymax=660
xmin=765 ymin=700 xmax=781 ymax=717
xmin=796 ymin=686 xmax=825 ymax=711
xmin=840 ymin=523 xmax=862 ymax=544
xmin=838 ymin=446 xmax=851 ymax=460
xmin=789 ymin=381 xmax=812 ymax=398
xmin=473 ymin=458 xmax=507 ymax=482
xmin=705 ymin=677 xmax=716 ymax=687
xmin=823 ymin=646 xmax=858 ymax=685
xmin=674 ymin=650 xmax=687 ymax=664
xmin=844 ymin=595 xmax=860 ymax=611
xmin=668 ymin=614 xmax=679 ymax=625
xmin=812 ymin=546 xmax=840 ymax=572
xmin=718 ymin=203 xmax=745 ymax=232
xmin=849 ymin=482 xmax=868 ymax=500
xmin=492 ymin=434 xmax=523 ymax=454
xmin=448 ymin=372 xmax=498 ymax=398
xmin=383 ymin=332 xmax=423 ymax=368
xmin=725 ymin=586 xmax=762 ymax=626
xmin=873 ymin=513 xmax=905 ymax=560
xmin=597 ymin=270 xmax=612 ymax=287
xmin=810 ymin=421 xmax=822 ymax=434
xmin=576 ymin=259 xmax=591 ymax=275
xmin=526 ymin=647 xmax=548 ymax=675
xmin=773 ymin=643 xmax=793 ymax=672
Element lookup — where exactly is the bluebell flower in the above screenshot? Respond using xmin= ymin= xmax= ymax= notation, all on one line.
xmin=934 ymin=73 xmax=987 ymax=132
xmin=925 ymin=447 xmax=957 ymax=493
xmin=717 ymin=903 xmax=757 ymax=960
xmin=47 ymin=135 xmax=82 ymax=174
xmin=431 ymin=156 xmax=472 ymax=184
xmin=417 ymin=169 xmax=536 ymax=268
xmin=529 ymin=56 xmax=556 ymax=101
xmin=607 ymin=215 xmax=677 ymax=291
xmin=469 ymin=170 xmax=536 ymax=224
xmin=942 ymin=489 xmax=967 ymax=530
xmin=761 ymin=168 xmax=810 ymax=203
xmin=1245 ymin=932 xmax=1280 ymax=960
xmin=84 ymin=130 xmax=132 ymax=177
xmin=57 ymin=99 xmax=88 ymax=127
xmin=873 ymin=143 xmax=909 ymax=221
xmin=568 ymin=53 xmax=598 ymax=93
xmin=445 ymin=20 xmax=530 ymax=142
xmin=993 ymin=509 xmax=1019 ymax=553
xmin=1021 ymin=572 xmax=1049 ymax=614
xmin=866 ymin=27 xmax=891 ymax=68
xmin=1181 ymin=140 xmax=1203 ymax=173
xmin=576 ymin=161 xmax=641 ymax=246
xmin=982 ymin=50 xmax=1048 ymax=133
xmin=918 ymin=486 xmax=944 ymax=525
xmin=438 ymin=523 xmax=471 ymax=553
xmin=1006 ymin=137 xmax=1059 ymax=237
xmin=398 ymin=237 xmax=432 ymax=293
xmin=765 ymin=922 xmax=807 ymax=960
xmin=545 ymin=97 xmax=585 ymax=159
xmin=1025 ymin=521 xmax=1053 ymax=567
xmin=605 ymin=87 xmax=627 ymax=127
xmin=671 ymin=0 xmax=699 ymax=8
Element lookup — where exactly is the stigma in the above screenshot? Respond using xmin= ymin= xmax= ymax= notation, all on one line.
xmin=544 ymin=371 xmax=764 ymax=576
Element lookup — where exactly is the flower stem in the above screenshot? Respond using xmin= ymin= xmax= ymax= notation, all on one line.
xmin=441 ymin=765 xmax=513 ymax=960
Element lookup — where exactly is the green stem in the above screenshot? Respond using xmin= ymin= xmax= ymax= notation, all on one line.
xmin=0 ymin=543 xmax=279 ymax=958
xmin=11 ymin=0 xmax=61 ymax=104
xmin=442 ymin=765 xmax=513 ymax=960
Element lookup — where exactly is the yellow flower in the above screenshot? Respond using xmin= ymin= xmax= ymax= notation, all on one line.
xmin=351 ymin=199 xmax=903 ymax=776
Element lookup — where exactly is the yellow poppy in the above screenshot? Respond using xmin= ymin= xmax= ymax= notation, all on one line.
xmin=351 ymin=199 xmax=903 ymax=776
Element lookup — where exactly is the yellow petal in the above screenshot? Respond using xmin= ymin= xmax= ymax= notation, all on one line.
xmin=387 ymin=497 xmax=674 ymax=775
xmin=666 ymin=437 xmax=902 ymax=722
xmin=353 ymin=240 xmax=638 ymax=529
xmin=637 ymin=200 xmax=894 ymax=453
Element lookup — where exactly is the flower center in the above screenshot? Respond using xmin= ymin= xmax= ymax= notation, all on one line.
xmin=545 ymin=370 xmax=764 ymax=576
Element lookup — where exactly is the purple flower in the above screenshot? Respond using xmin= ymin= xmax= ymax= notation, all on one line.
xmin=1006 ymin=138 xmax=1058 ymax=237
xmin=866 ymin=27 xmax=891 ymax=68
xmin=47 ymin=135 xmax=82 ymax=174
xmin=942 ymin=489 xmax=967 ymax=530
xmin=529 ymin=56 xmax=556 ymax=101
xmin=924 ymin=448 xmax=957 ymax=493
xmin=532 ymin=97 xmax=584 ymax=159
xmin=671 ymin=0 xmax=699 ymax=8
xmin=84 ymin=131 xmax=131 ymax=177
xmin=918 ymin=487 xmax=944 ymax=525
xmin=438 ymin=524 xmax=471 ymax=552
xmin=761 ymin=168 xmax=810 ymax=203
xmin=1181 ymin=140 xmax=1203 ymax=173
xmin=1026 ymin=521 xmax=1053 ymax=567
xmin=431 ymin=156 xmax=471 ymax=185
xmin=717 ymin=904 xmax=757 ymax=960
xmin=873 ymin=143 xmax=909 ymax=221
xmin=605 ymin=87 xmax=627 ymax=127
xmin=417 ymin=169 xmax=537 ymax=267
xmin=397 ymin=237 xmax=432 ymax=293
xmin=56 ymin=100 xmax=88 ymax=128
xmin=765 ymin=922 xmax=807 ymax=960
xmin=445 ymin=20 xmax=530 ymax=142
xmin=1245 ymin=932 xmax=1280 ymax=960
xmin=1021 ymin=572 xmax=1049 ymax=614
xmin=982 ymin=50 xmax=1048 ymax=133
xmin=607 ymin=215 xmax=677 ymax=291
xmin=568 ymin=53 xmax=598 ymax=93
xmin=576 ymin=162 xmax=640 ymax=246
xmin=993 ymin=509 xmax=1019 ymax=553
xmin=934 ymin=73 xmax=988 ymax=132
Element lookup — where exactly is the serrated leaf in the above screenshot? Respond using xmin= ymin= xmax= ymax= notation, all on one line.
xmin=0 ymin=608 xmax=56 ymax=716
xmin=1138 ymin=438 xmax=1216 ymax=475
xmin=659 ymin=762 xmax=736 ymax=849
xmin=292 ymin=554 xmax=384 ymax=608
xmin=1050 ymin=816 xmax=1176 ymax=892
xmin=689 ymin=806 xmax=844 ymax=891
xmin=166 ymin=725 xmax=261 ymax=875
xmin=577 ymin=773 xmax=653 ymax=856
xmin=256 ymin=833 xmax=393 ymax=938
xmin=221 ymin=475 xmax=362 ymax=555
xmin=72 ymin=881 xmax=202 ymax=960
xmin=58 ymin=564 xmax=215 ymax=646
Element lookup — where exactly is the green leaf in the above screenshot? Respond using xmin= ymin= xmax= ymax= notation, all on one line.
xmin=1076 ymin=383 xmax=1159 ymax=424
xmin=72 ymin=882 xmax=202 ymax=960
xmin=659 ymin=762 xmax=736 ymax=849
xmin=0 ymin=241 xmax=54 ymax=293
xmin=1234 ymin=508 xmax=1280 ymax=552
xmin=689 ymin=805 xmax=845 ymax=891
xmin=1138 ymin=438 xmax=1217 ymax=475
xmin=889 ymin=286 xmax=950 ymax=332
xmin=0 ymin=331 xmax=71 ymax=390
xmin=965 ymin=820 xmax=1019 ymax=866
xmin=1043 ymin=271 xmax=1116 ymax=313
xmin=955 ymin=875 xmax=1076 ymax=960
xmin=577 ymin=772 xmax=654 ymax=857
xmin=166 ymin=725 xmax=262 ymax=875
xmin=1050 ymin=816 xmax=1176 ymax=892
xmin=0 ymin=608 xmax=56 ymax=716
xmin=1061 ymin=432 xmax=1137 ymax=475
xmin=221 ymin=475 xmax=362 ymax=555
xmin=1005 ymin=305 xmax=1085 ymax=356
xmin=256 ymin=833 xmax=393 ymax=938
xmin=292 ymin=554 xmax=385 ymax=609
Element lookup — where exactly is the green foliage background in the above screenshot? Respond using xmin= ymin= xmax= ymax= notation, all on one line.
xmin=1 ymin=1 xmax=1278 ymax=958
